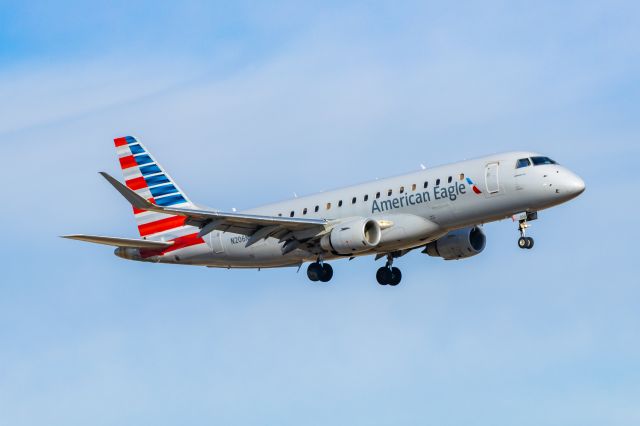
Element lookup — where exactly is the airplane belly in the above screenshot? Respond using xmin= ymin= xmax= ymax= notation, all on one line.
xmin=376 ymin=214 xmax=444 ymax=250
xmin=204 ymin=232 xmax=304 ymax=267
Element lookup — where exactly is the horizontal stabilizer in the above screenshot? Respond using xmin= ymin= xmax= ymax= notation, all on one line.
xmin=61 ymin=234 xmax=174 ymax=249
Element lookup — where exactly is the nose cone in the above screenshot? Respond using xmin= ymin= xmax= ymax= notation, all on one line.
xmin=560 ymin=171 xmax=586 ymax=199
xmin=567 ymin=173 xmax=586 ymax=196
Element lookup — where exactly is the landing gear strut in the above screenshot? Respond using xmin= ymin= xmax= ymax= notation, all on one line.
xmin=516 ymin=212 xmax=537 ymax=250
xmin=307 ymin=261 xmax=333 ymax=283
xmin=376 ymin=254 xmax=402 ymax=286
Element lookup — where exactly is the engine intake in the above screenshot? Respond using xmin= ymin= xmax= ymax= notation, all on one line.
xmin=321 ymin=218 xmax=382 ymax=255
xmin=423 ymin=226 xmax=486 ymax=260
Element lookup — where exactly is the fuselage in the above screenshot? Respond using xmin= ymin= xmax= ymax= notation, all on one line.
xmin=124 ymin=151 xmax=585 ymax=268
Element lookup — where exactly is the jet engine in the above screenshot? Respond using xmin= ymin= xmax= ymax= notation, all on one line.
xmin=321 ymin=218 xmax=382 ymax=255
xmin=423 ymin=226 xmax=486 ymax=260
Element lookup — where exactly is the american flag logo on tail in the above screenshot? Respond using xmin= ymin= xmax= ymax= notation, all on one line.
xmin=113 ymin=136 xmax=205 ymax=255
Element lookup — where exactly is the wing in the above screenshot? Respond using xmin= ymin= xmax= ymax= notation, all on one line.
xmin=99 ymin=172 xmax=330 ymax=252
xmin=61 ymin=234 xmax=174 ymax=249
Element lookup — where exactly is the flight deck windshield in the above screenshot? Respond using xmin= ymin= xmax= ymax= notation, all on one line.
xmin=531 ymin=156 xmax=557 ymax=166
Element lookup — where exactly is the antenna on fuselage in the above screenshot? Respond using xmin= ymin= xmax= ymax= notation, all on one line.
xmin=420 ymin=164 xmax=426 ymax=170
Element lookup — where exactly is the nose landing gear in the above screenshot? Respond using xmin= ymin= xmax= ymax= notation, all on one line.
xmin=518 ymin=236 xmax=534 ymax=249
xmin=515 ymin=212 xmax=537 ymax=250
xmin=307 ymin=261 xmax=333 ymax=282
xmin=376 ymin=254 xmax=402 ymax=286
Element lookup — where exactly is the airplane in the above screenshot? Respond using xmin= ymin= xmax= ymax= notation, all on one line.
xmin=63 ymin=136 xmax=585 ymax=286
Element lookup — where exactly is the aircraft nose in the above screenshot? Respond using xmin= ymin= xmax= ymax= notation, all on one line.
xmin=565 ymin=172 xmax=586 ymax=197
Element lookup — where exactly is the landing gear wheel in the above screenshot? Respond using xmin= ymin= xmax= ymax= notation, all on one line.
xmin=526 ymin=237 xmax=534 ymax=249
xmin=516 ymin=214 xmax=537 ymax=251
xmin=376 ymin=267 xmax=392 ymax=285
xmin=389 ymin=267 xmax=402 ymax=286
xmin=307 ymin=262 xmax=322 ymax=282
xmin=376 ymin=266 xmax=401 ymax=286
xmin=518 ymin=237 xmax=528 ymax=249
xmin=319 ymin=263 xmax=333 ymax=282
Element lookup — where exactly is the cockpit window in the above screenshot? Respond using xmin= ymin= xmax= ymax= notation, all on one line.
xmin=531 ymin=156 xmax=557 ymax=166
xmin=516 ymin=158 xmax=531 ymax=169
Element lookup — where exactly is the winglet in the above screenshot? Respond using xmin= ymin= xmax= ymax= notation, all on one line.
xmin=99 ymin=172 xmax=158 ymax=211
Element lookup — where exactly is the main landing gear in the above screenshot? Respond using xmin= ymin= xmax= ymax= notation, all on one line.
xmin=516 ymin=212 xmax=537 ymax=250
xmin=376 ymin=254 xmax=402 ymax=286
xmin=307 ymin=261 xmax=333 ymax=283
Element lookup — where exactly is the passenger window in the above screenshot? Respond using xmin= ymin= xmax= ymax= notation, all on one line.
xmin=352 ymin=197 xmax=356 ymax=204
xmin=400 ymin=186 xmax=405 ymax=194
xmin=364 ymin=194 xmax=369 ymax=202
xmin=423 ymin=181 xmax=428 ymax=188
xmin=303 ymin=208 xmax=307 ymax=215
xmin=516 ymin=158 xmax=531 ymax=169
xmin=326 ymin=202 xmax=331 ymax=210
xmin=388 ymin=189 xmax=392 ymax=196
xmin=290 ymin=211 xmax=294 ymax=217
xmin=338 ymin=200 xmax=343 ymax=207
xmin=278 ymin=213 xmax=282 ymax=217
xmin=412 ymin=183 xmax=416 ymax=191
xmin=448 ymin=176 xmax=452 ymax=183
xmin=315 ymin=205 xmax=319 ymax=213
xmin=436 ymin=179 xmax=440 ymax=186
xmin=376 ymin=192 xmax=381 ymax=199
xmin=459 ymin=173 xmax=465 ymax=180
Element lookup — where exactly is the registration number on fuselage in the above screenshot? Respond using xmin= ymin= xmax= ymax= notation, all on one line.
xmin=230 ymin=235 xmax=250 ymax=245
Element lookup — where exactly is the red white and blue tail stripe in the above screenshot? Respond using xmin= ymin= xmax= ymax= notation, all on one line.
xmin=113 ymin=136 xmax=201 ymax=245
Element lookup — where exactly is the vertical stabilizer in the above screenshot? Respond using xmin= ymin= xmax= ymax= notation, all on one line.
xmin=113 ymin=136 xmax=197 ymax=241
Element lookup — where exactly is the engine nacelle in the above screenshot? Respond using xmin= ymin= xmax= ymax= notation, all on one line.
xmin=321 ymin=218 xmax=382 ymax=255
xmin=423 ymin=226 xmax=486 ymax=260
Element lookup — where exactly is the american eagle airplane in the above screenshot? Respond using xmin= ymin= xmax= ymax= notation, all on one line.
xmin=64 ymin=136 xmax=585 ymax=285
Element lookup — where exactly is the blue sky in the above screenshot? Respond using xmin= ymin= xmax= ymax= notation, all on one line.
xmin=1 ymin=1 xmax=639 ymax=425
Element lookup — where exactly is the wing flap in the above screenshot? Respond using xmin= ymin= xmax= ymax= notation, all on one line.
xmin=61 ymin=234 xmax=174 ymax=249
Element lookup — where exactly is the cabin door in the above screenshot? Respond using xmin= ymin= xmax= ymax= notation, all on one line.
xmin=208 ymin=231 xmax=225 ymax=253
xmin=485 ymin=163 xmax=500 ymax=194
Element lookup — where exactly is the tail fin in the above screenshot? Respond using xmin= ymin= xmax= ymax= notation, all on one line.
xmin=113 ymin=136 xmax=197 ymax=240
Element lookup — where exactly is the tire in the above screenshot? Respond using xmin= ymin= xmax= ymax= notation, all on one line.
xmin=319 ymin=263 xmax=334 ymax=282
xmin=307 ymin=263 xmax=322 ymax=282
xmin=376 ymin=267 xmax=391 ymax=285
xmin=526 ymin=237 xmax=535 ymax=249
xmin=389 ymin=267 xmax=402 ymax=286
xmin=518 ymin=237 xmax=528 ymax=249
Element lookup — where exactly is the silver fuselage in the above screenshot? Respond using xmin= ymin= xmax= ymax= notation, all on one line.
xmin=131 ymin=151 xmax=585 ymax=268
